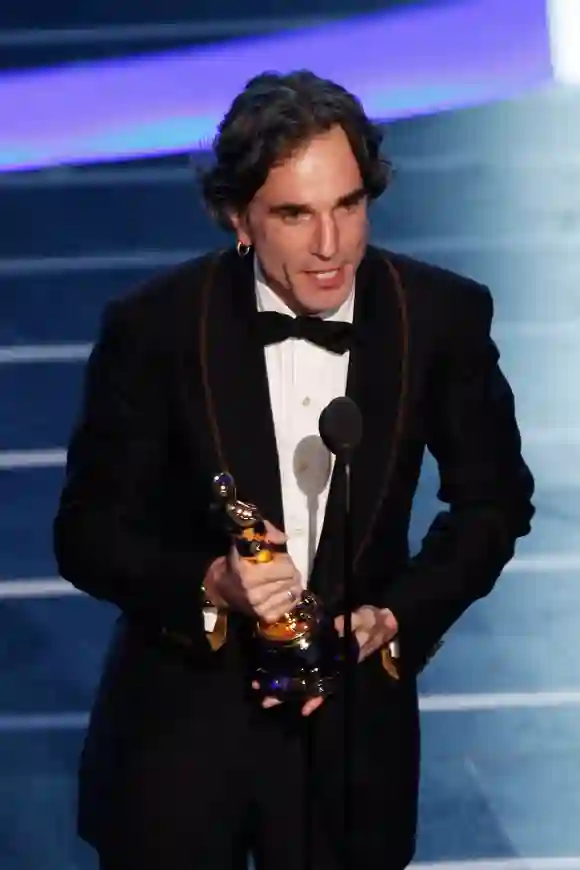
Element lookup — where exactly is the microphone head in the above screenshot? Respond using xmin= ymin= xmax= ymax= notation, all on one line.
xmin=318 ymin=397 xmax=363 ymax=459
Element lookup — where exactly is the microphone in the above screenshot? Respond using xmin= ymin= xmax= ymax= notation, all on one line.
xmin=318 ymin=396 xmax=362 ymax=870
xmin=319 ymin=396 xmax=363 ymax=460
xmin=318 ymin=396 xmax=361 ymax=631
xmin=318 ymin=395 xmax=362 ymax=667
xmin=320 ymin=397 xmax=400 ymax=660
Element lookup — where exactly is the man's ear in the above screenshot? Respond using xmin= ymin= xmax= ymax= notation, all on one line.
xmin=229 ymin=211 xmax=252 ymax=247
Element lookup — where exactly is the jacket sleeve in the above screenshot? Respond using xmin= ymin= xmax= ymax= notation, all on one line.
xmin=384 ymin=285 xmax=535 ymax=673
xmin=53 ymin=298 xmax=223 ymax=655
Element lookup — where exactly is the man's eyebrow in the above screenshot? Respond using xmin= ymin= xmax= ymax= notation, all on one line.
xmin=268 ymin=187 xmax=367 ymax=215
xmin=336 ymin=186 xmax=366 ymax=207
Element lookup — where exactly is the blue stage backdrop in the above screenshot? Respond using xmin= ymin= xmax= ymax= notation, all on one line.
xmin=1 ymin=2 xmax=580 ymax=869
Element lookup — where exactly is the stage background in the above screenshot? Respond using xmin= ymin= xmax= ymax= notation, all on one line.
xmin=1 ymin=1 xmax=580 ymax=868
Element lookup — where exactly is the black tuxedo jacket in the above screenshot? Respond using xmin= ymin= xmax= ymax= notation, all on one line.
xmin=53 ymin=245 xmax=534 ymax=860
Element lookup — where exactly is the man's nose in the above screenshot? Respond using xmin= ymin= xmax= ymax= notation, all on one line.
xmin=311 ymin=215 xmax=339 ymax=260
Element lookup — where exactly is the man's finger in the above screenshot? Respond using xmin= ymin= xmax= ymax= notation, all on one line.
xmin=251 ymin=680 xmax=323 ymax=716
xmin=263 ymin=519 xmax=287 ymax=546
xmin=350 ymin=612 xmax=367 ymax=632
xmin=356 ymin=629 xmax=371 ymax=649
xmin=335 ymin=612 xmax=366 ymax=636
xmin=251 ymin=682 xmax=284 ymax=708
xmin=302 ymin=697 xmax=324 ymax=717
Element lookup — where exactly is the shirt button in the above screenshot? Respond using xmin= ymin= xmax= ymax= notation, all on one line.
xmin=302 ymin=396 xmax=311 ymax=407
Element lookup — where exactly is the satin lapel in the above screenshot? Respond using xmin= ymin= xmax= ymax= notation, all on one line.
xmin=311 ymin=248 xmax=410 ymax=604
xmin=348 ymin=249 xmax=410 ymax=569
xmin=197 ymin=250 xmax=285 ymax=531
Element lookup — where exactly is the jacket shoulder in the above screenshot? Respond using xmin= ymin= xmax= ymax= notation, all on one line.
xmin=384 ymin=248 xmax=488 ymax=296
xmin=91 ymin=250 xmax=231 ymax=357
xmin=371 ymin=246 xmax=494 ymax=329
xmin=107 ymin=251 xmax=222 ymax=321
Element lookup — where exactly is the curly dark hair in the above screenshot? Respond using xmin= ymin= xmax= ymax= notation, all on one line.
xmin=199 ymin=70 xmax=392 ymax=230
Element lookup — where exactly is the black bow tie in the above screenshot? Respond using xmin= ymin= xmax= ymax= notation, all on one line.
xmin=256 ymin=311 xmax=353 ymax=354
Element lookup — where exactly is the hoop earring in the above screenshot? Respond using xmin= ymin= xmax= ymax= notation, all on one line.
xmin=236 ymin=241 xmax=252 ymax=258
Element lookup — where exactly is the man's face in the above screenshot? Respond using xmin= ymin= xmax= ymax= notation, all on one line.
xmin=231 ymin=125 xmax=369 ymax=314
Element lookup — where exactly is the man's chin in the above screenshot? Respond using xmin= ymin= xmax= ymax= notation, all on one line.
xmin=294 ymin=266 xmax=353 ymax=312
xmin=297 ymin=282 xmax=352 ymax=315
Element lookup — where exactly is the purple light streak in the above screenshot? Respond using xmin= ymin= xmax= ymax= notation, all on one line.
xmin=0 ymin=0 xmax=552 ymax=172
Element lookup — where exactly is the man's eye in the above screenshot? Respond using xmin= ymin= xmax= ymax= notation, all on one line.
xmin=282 ymin=211 xmax=306 ymax=222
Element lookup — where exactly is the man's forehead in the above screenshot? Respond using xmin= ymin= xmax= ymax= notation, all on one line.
xmin=257 ymin=159 xmax=363 ymax=208
xmin=255 ymin=176 xmax=364 ymax=205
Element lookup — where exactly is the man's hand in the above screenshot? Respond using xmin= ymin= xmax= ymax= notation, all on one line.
xmin=253 ymin=605 xmax=399 ymax=717
xmin=335 ymin=605 xmax=399 ymax=663
xmin=203 ymin=521 xmax=303 ymax=622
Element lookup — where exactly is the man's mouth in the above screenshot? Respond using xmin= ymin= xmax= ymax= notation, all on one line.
xmin=305 ymin=266 xmax=345 ymax=289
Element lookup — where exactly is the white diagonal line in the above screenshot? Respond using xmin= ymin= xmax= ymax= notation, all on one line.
xmin=0 ymin=343 xmax=92 ymax=363
xmin=1 ymin=321 xmax=579 ymax=367
xmin=504 ymin=554 xmax=580 ymax=573
xmin=0 ymin=578 xmax=81 ymax=598
xmin=0 ymin=712 xmax=89 ymax=731
xmin=2 ymin=229 xmax=580 ymax=276
xmin=1 ymin=692 xmax=580 ymax=733
xmin=522 ymin=427 xmax=580 ymax=443
xmin=1 ymin=554 xmax=579 ymax=603
xmin=0 ymin=449 xmax=67 ymax=469
xmin=413 ymin=861 xmax=580 ymax=870
xmin=419 ymin=691 xmax=580 ymax=712
xmin=0 ymin=250 xmax=200 ymax=275
xmin=3 ymin=424 xmax=580 ymax=470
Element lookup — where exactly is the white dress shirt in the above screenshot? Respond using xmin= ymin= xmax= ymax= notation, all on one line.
xmin=255 ymin=261 xmax=354 ymax=587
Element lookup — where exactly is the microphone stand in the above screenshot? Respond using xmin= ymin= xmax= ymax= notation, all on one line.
xmin=339 ymin=454 xmax=355 ymax=870
xmin=303 ymin=457 xmax=355 ymax=870
xmin=316 ymin=395 xmax=362 ymax=870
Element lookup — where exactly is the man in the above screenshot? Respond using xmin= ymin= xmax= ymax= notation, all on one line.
xmin=54 ymin=70 xmax=534 ymax=870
